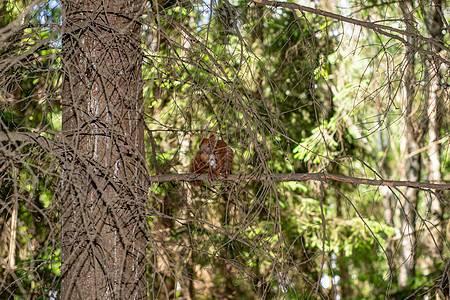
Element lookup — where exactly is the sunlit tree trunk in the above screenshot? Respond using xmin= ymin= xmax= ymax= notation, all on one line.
xmin=376 ymin=116 xmax=397 ymax=284
xmin=7 ymin=199 xmax=17 ymax=269
xmin=5 ymin=167 xmax=19 ymax=271
xmin=424 ymin=54 xmax=445 ymax=298
xmin=422 ymin=0 xmax=445 ymax=290
xmin=336 ymin=195 xmax=351 ymax=299
xmin=60 ymin=0 xmax=147 ymax=298
xmin=398 ymin=0 xmax=420 ymax=288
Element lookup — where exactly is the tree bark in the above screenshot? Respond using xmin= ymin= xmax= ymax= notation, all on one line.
xmin=376 ymin=117 xmax=397 ymax=283
xmin=336 ymin=196 xmax=351 ymax=299
xmin=398 ymin=0 xmax=420 ymax=288
xmin=7 ymin=178 xmax=18 ymax=270
xmin=423 ymin=0 xmax=445 ymax=289
xmin=60 ymin=0 xmax=147 ymax=299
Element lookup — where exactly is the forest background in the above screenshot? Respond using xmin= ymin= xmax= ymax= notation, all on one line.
xmin=0 ymin=0 xmax=449 ymax=299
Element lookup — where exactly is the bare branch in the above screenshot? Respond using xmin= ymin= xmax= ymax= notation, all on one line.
xmin=3 ymin=133 xmax=447 ymax=191
xmin=251 ymin=0 xmax=450 ymax=66
xmin=153 ymin=173 xmax=450 ymax=190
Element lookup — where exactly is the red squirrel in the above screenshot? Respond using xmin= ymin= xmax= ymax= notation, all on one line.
xmin=190 ymin=134 xmax=234 ymax=185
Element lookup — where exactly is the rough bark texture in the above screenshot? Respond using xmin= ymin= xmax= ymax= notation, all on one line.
xmin=60 ymin=0 xmax=147 ymax=298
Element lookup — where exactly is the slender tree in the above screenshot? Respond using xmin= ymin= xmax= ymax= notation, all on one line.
xmin=423 ymin=0 xmax=445 ymax=276
xmin=398 ymin=0 xmax=420 ymax=287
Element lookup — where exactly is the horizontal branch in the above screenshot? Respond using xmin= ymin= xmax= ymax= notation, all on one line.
xmin=151 ymin=173 xmax=450 ymax=191
xmin=2 ymin=133 xmax=448 ymax=191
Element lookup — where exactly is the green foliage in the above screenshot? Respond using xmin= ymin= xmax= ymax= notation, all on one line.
xmin=0 ymin=1 xmax=61 ymax=298
xmin=293 ymin=114 xmax=360 ymax=166
xmin=1 ymin=0 xmax=448 ymax=298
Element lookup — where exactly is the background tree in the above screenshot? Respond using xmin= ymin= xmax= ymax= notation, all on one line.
xmin=1 ymin=0 xmax=61 ymax=297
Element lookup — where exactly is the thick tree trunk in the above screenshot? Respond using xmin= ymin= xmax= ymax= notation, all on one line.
xmin=60 ymin=0 xmax=147 ymax=299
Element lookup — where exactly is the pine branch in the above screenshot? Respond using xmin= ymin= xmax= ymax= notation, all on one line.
xmin=152 ymin=173 xmax=450 ymax=190
xmin=251 ymin=0 xmax=450 ymax=67
xmin=2 ymin=133 xmax=448 ymax=190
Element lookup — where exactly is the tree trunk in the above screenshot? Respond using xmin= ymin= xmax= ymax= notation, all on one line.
xmin=423 ymin=0 xmax=445 ymax=290
xmin=336 ymin=196 xmax=351 ymax=299
xmin=376 ymin=116 xmax=397 ymax=283
xmin=7 ymin=167 xmax=19 ymax=270
xmin=7 ymin=196 xmax=18 ymax=270
xmin=60 ymin=0 xmax=147 ymax=299
xmin=424 ymin=54 xmax=445 ymax=298
xmin=398 ymin=0 xmax=420 ymax=288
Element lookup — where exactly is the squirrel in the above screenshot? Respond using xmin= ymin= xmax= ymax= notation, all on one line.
xmin=190 ymin=134 xmax=234 ymax=185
